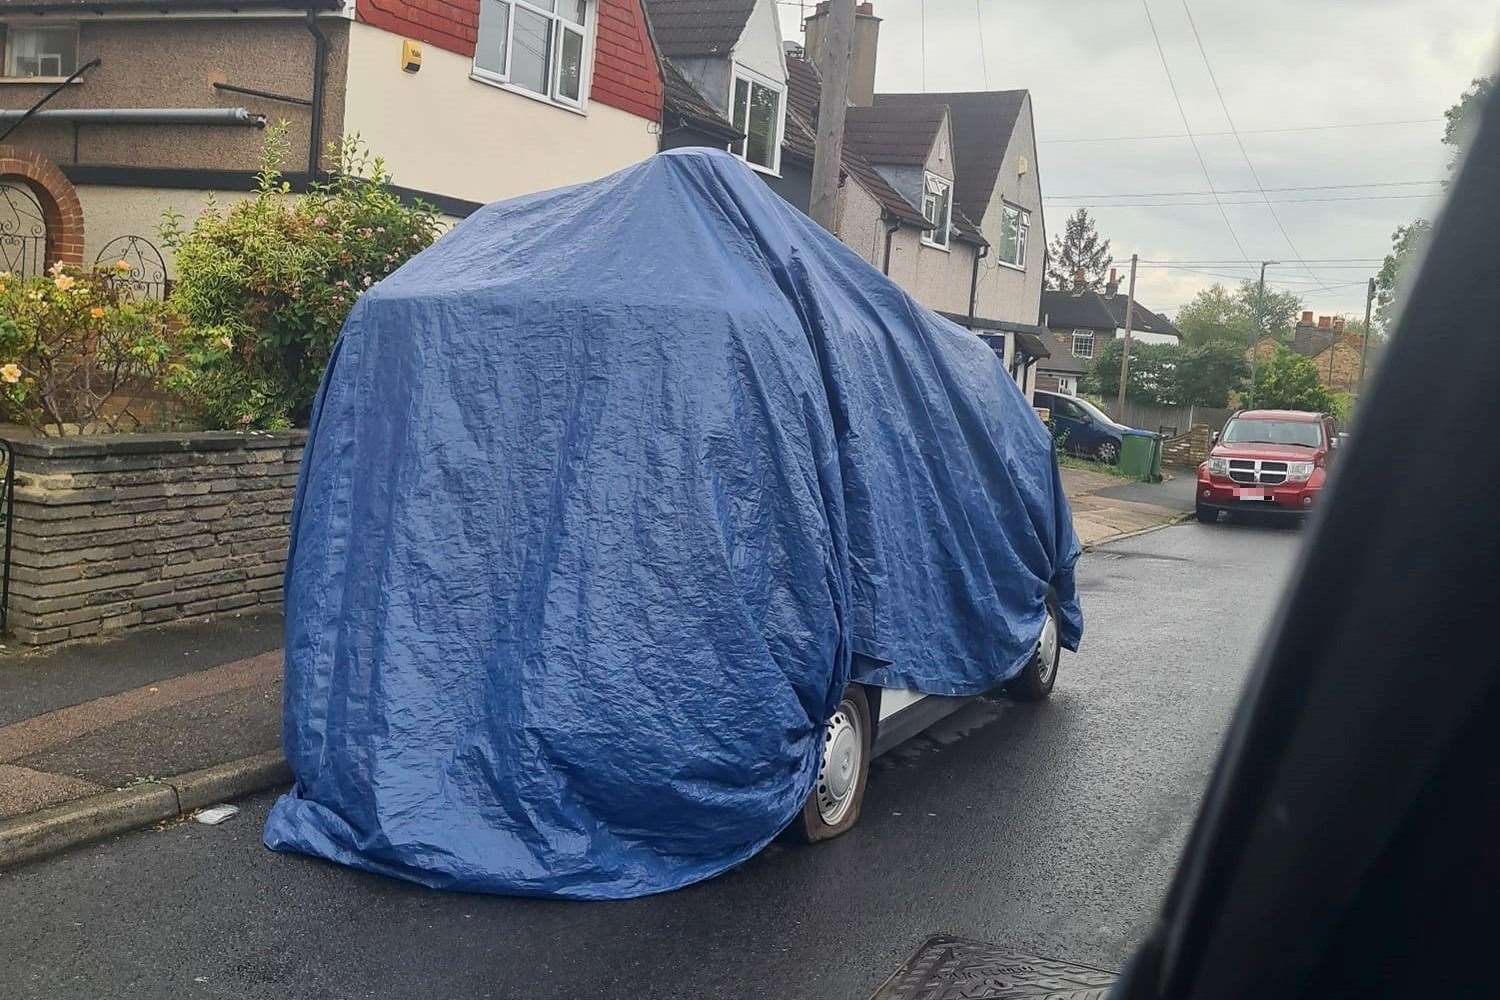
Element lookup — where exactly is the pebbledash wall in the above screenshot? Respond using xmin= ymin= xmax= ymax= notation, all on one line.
xmin=6 ymin=431 xmax=305 ymax=645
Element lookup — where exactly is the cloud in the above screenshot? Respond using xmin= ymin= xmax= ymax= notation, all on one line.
xmin=779 ymin=0 xmax=1499 ymax=318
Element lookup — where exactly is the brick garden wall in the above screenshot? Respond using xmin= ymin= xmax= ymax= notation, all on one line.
xmin=5 ymin=431 xmax=305 ymax=645
xmin=1162 ymin=424 xmax=1212 ymax=468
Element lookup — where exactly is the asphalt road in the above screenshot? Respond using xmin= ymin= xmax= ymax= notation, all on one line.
xmin=0 ymin=521 xmax=1305 ymax=1000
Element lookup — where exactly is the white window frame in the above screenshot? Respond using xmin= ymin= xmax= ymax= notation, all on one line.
xmin=920 ymin=172 xmax=953 ymax=250
xmin=998 ymin=202 xmax=1030 ymax=270
xmin=729 ymin=65 xmax=785 ymax=176
xmin=470 ymin=0 xmax=593 ymax=114
xmin=1 ymin=21 xmax=80 ymax=81
xmin=1072 ymin=329 xmax=1095 ymax=359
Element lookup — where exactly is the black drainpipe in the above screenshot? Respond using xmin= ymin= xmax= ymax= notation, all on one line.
xmin=881 ymin=215 xmax=901 ymax=274
xmin=967 ymin=243 xmax=989 ymax=323
xmin=304 ymin=9 xmax=329 ymax=177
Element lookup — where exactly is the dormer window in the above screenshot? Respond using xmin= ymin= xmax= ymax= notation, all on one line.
xmin=473 ymin=0 xmax=591 ymax=110
xmin=731 ymin=69 xmax=783 ymax=174
xmin=921 ymin=173 xmax=952 ymax=249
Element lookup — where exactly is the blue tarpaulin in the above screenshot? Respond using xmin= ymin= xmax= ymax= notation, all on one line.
xmin=264 ymin=148 xmax=1081 ymax=899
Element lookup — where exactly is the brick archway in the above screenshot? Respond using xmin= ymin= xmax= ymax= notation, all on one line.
xmin=0 ymin=145 xmax=84 ymax=269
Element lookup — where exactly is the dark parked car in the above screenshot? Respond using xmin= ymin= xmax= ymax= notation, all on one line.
xmin=1034 ymin=390 xmax=1150 ymax=465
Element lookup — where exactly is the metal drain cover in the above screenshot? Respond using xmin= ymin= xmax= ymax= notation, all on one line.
xmin=868 ymin=935 xmax=1117 ymax=1000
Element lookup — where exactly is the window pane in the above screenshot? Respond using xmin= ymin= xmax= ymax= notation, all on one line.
xmin=745 ymin=81 xmax=779 ymax=168
xmin=563 ymin=0 xmax=587 ymax=24
xmin=510 ymin=6 xmax=552 ymax=94
xmin=475 ymin=0 xmax=511 ymax=77
xmin=556 ymin=25 xmax=584 ymax=102
xmin=999 ymin=207 xmax=1020 ymax=264
xmin=524 ymin=0 xmax=557 ymax=11
xmin=732 ymin=77 xmax=750 ymax=157
xmin=6 ymin=27 xmax=77 ymax=77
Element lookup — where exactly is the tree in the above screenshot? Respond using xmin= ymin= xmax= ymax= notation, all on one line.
xmin=1377 ymin=75 xmax=1492 ymax=331
xmin=1251 ymin=348 xmax=1336 ymax=412
xmin=1175 ymin=281 xmax=1303 ymax=348
xmin=1173 ymin=341 xmax=1248 ymax=407
xmin=1044 ymin=208 xmax=1113 ymax=290
xmin=1082 ymin=339 xmax=1176 ymax=404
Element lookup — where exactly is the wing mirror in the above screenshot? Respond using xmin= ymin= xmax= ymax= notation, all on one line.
xmin=1211 ymin=430 xmax=1220 ymax=445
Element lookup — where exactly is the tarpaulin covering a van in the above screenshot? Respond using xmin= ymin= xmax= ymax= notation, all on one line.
xmin=264 ymin=149 xmax=1082 ymax=899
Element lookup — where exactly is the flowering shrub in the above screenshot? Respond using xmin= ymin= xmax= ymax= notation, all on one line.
xmin=0 ymin=262 xmax=178 ymax=434
xmin=162 ymin=124 xmax=441 ymax=428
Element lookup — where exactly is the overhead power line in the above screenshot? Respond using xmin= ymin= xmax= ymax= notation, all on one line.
xmin=974 ymin=0 xmax=991 ymax=89
xmin=1047 ymin=179 xmax=1441 ymax=199
xmin=1138 ymin=0 xmax=1248 ymax=261
xmin=1038 ymin=118 xmax=1444 ymax=144
xmin=1048 ymin=193 xmax=1439 ymax=208
xmin=1178 ymin=0 xmax=1335 ymax=295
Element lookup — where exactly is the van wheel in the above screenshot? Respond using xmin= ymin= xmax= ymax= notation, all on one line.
xmin=1008 ymin=603 xmax=1061 ymax=702
xmin=789 ymin=685 xmax=872 ymax=843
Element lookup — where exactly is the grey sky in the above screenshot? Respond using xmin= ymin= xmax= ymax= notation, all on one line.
xmin=778 ymin=0 xmax=1499 ymax=320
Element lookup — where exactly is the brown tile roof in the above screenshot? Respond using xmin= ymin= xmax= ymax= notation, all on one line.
xmin=874 ymin=90 xmax=1027 ymax=222
xmin=844 ymin=104 xmax=947 ymax=167
xmin=661 ymin=58 xmax=742 ymax=141
xmin=640 ymin=0 xmax=756 ymax=58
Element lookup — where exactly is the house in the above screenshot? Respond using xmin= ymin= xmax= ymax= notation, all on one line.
xmin=1251 ymin=311 xmax=1374 ymax=394
xmin=647 ymin=0 xmax=1051 ymax=398
xmin=1037 ymin=270 xmax=1182 ymax=394
xmin=0 ymin=0 xmax=663 ymax=279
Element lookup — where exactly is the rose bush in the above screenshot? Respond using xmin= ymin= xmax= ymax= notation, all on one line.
xmin=0 ymin=262 xmax=178 ymax=434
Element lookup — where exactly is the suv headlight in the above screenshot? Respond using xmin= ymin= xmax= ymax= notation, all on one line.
xmin=1286 ymin=461 xmax=1315 ymax=482
xmin=1208 ymin=457 xmax=1229 ymax=477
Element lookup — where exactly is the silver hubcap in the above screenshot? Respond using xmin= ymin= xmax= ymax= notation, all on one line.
xmin=816 ymin=700 xmax=863 ymax=825
xmin=1036 ymin=611 xmax=1059 ymax=685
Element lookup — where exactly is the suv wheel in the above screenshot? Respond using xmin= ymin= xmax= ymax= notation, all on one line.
xmin=1196 ymin=502 xmax=1218 ymax=524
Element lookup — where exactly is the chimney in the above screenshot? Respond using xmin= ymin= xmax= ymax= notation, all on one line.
xmin=1105 ymin=267 xmax=1119 ymax=296
xmin=1300 ymin=310 xmax=1314 ymax=325
xmin=1318 ymin=315 xmax=1330 ymax=329
xmin=804 ymin=2 xmax=881 ymax=107
xmin=1071 ymin=268 xmax=1087 ymax=294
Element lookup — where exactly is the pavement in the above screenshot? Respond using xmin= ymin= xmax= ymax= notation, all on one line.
xmin=0 ymin=471 xmax=1192 ymax=865
xmin=0 ymin=519 xmax=1306 ymax=1000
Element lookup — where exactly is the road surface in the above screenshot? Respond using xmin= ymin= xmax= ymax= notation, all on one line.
xmin=0 ymin=520 xmax=1305 ymax=1000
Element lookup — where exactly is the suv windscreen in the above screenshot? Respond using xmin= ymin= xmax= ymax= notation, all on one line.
xmin=1221 ymin=418 xmax=1323 ymax=448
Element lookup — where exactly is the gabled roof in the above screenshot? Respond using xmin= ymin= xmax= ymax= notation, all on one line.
xmin=873 ymin=90 xmax=1027 ymax=221
xmin=844 ymin=104 xmax=947 ymax=168
xmin=783 ymin=56 xmax=982 ymax=243
xmin=1041 ymin=289 xmax=1181 ymax=339
xmin=1036 ymin=332 xmax=1094 ymax=376
xmin=661 ymin=59 xmax=742 ymax=141
xmin=641 ymin=0 xmax=757 ymax=58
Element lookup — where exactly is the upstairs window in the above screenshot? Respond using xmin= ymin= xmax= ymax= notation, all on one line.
xmin=998 ymin=203 xmax=1029 ymax=268
xmin=1072 ymin=330 xmax=1095 ymax=359
xmin=474 ymin=0 xmax=590 ymax=109
xmin=731 ymin=71 xmax=783 ymax=174
xmin=2 ymin=25 xmax=78 ymax=79
xmin=921 ymin=173 xmax=952 ymax=249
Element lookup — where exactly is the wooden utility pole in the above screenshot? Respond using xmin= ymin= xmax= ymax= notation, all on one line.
xmin=1115 ymin=254 xmax=1138 ymax=418
xmin=1250 ymin=260 xmax=1280 ymax=409
xmin=808 ymin=0 xmax=855 ymax=231
xmin=1358 ymin=277 xmax=1375 ymax=396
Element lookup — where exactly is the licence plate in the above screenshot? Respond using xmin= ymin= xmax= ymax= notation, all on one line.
xmin=1236 ymin=488 xmax=1271 ymax=501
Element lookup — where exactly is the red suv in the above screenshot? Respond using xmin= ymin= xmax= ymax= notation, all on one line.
xmin=1196 ymin=409 xmax=1339 ymax=523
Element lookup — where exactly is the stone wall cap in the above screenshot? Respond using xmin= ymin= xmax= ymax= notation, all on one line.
xmin=2 ymin=430 xmax=308 ymax=459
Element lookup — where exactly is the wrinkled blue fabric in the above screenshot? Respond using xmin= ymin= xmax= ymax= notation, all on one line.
xmin=264 ymin=149 xmax=1082 ymax=899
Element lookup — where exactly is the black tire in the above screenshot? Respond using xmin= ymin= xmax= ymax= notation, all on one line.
xmin=788 ymin=685 xmax=872 ymax=843
xmin=1095 ymin=440 xmax=1120 ymax=464
xmin=1195 ymin=502 xmax=1218 ymax=524
xmin=1008 ymin=600 xmax=1061 ymax=702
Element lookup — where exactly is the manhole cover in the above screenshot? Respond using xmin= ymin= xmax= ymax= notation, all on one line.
xmin=869 ymin=935 xmax=1117 ymax=1000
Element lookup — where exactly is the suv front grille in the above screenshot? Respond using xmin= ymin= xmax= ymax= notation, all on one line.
xmin=1227 ymin=459 xmax=1289 ymax=485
